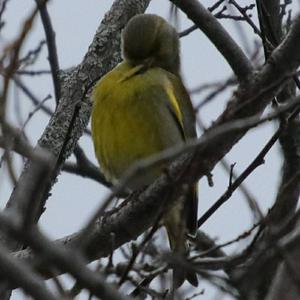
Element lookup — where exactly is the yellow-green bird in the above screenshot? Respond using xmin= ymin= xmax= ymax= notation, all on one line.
xmin=91 ymin=14 xmax=198 ymax=287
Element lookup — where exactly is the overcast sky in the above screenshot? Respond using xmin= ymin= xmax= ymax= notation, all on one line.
xmin=1 ymin=0 xmax=299 ymax=299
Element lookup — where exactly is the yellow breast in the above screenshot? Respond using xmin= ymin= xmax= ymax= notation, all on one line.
xmin=91 ymin=61 xmax=184 ymax=189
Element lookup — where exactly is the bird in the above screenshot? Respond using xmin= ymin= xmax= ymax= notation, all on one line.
xmin=91 ymin=13 xmax=198 ymax=288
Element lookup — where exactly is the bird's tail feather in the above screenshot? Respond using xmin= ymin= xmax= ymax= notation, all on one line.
xmin=164 ymin=200 xmax=198 ymax=288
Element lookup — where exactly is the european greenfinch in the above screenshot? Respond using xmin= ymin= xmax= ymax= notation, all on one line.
xmin=91 ymin=14 xmax=198 ymax=287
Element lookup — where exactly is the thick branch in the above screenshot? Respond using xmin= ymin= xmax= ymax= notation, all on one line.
xmin=0 ymin=242 xmax=58 ymax=300
xmin=0 ymin=213 xmax=130 ymax=300
xmin=235 ymin=4 xmax=300 ymax=298
xmin=1 ymin=0 xmax=151 ymax=251
xmin=170 ymin=0 xmax=253 ymax=81
xmin=187 ymin=14 xmax=300 ymax=182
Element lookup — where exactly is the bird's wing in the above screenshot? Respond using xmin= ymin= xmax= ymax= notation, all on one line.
xmin=167 ymin=73 xmax=197 ymax=139
xmin=167 ymin=73 xmax=198 ymax=235
xmin=163 ymin=79 xmax=186 ymax=140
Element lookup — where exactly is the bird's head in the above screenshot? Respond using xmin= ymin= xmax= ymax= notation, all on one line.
xmin=122 ymin=14 xmax=180 ymax=75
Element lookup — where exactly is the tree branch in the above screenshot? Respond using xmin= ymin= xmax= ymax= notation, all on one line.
xmin=0 ymin=0 xmax=151 ymax=251
xmin=0 ymin=213 xmax=130 ymax=300
xmin=0 ymin=242 xmax=58 ymax=300
xmin=35 ymin=0 xmax=61 ymax=104
xmin=187 ymin=14 xmax=300 ymax=183
xmin=170 ymin=0 xmax=253 ymax=81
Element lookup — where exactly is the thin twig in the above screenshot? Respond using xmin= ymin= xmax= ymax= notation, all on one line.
xmin=118 ymin=214 xmax=162 ymax=286
xmin=35 ymin=0 xmax=61 ymax=104
xmin=171 ymin=0 xmax=253 ymax=80
xmin=18 ymin=40 xmax=46 ymax=67
xmin=21 ymin=94 xmax=51 ymax=130
xmin=16 ymin=69 xmax=51 ymax=76
xmin=197 ymin=127 xmax=281 ymax=228
xmin=179 ymin=0 xmax=226 ymax=37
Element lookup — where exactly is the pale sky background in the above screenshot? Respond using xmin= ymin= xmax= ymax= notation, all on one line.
xmin=1 ymin=0 xmax=299 ymax=299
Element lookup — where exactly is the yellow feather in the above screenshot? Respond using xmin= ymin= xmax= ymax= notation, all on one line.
xmin=91 ymin=61 xmax=184 ymax=189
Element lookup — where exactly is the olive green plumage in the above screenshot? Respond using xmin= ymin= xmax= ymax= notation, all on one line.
xmin=91 ymin=14 xmax=198 ymax=288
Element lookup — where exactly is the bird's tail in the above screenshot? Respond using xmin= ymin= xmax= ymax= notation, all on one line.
xmin=164 ymin=199 xmax=198 ymax=288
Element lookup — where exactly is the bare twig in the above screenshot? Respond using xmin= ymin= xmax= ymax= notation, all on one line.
xmin=35 ymin=0 xmax=61 ymax=104
xmin=18 ymin=40 xmax=46 ymax=67
xmin=0 ymin=212 xmax=130 ymax=300
xmin=118 ymin=214 xmax=162 ymax=286
xmin=197 ymin=127 xmax=280 ymax=228
xmin=171 ymin=0 xmax=253 ymax=81
xmin=62 ymin=144 xmax=112 ymax=187
xmin=0 ymin=0 xmax=9 ymax=31
xmin=16 ymin=69 xmax=51 ymax=76
xmin=21 ymin=94 xmax=51 ymax=130
xmin=179 ymin=0 xmax=226 ymax=37
xmin=196 ymin=117 xmax=261 ymax=218
xmin=13 ymin=76 xmax=54 ymax=116
xmin=0 ymin=241 xmax=59 ymax=300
